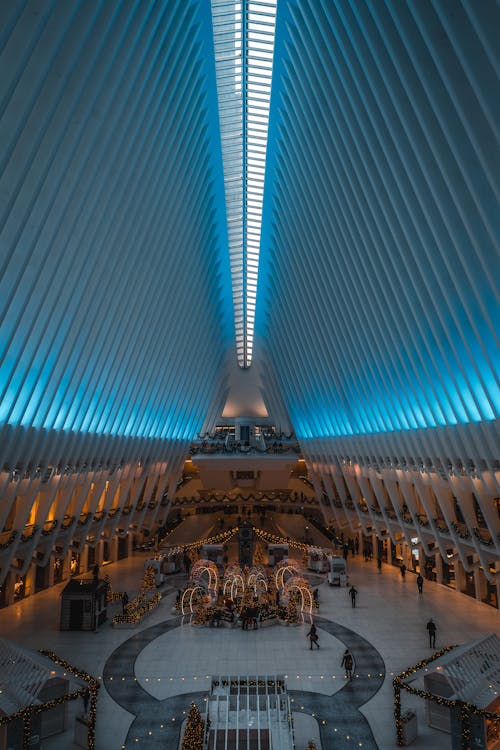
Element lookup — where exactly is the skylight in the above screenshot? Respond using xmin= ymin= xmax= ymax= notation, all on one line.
xmin=212 ymin=0 xmax=278 ymax=368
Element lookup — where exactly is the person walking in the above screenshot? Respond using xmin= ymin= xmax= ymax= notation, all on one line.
xmin=306 ymin=622 xmax=320 ymax=649
xmin=341 ymin=649 xmax=354 ymax=679
xmin=426 ymin=618 xmax=437 ymax=648
xmin=417 ymin=574 xmax=424 ymax=593
xmin=400 ymin=564 xmax=406 ymax=580
xmin=349 ymin=585 xmax=358 ymax=608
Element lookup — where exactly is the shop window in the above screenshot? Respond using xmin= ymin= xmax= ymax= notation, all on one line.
xmin=473 ymin=495 xmax=487 ymax=528
xmin=453 ymin=497 xmax=465 ymax=524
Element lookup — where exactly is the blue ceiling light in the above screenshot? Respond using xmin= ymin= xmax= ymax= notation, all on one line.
xmin=0 ymin=0 xmax=230 ymax=444
xmin=260 ymin=0 xmax=499 ymax=441
xmin=212 ymin=0 xmax=278 ymax=368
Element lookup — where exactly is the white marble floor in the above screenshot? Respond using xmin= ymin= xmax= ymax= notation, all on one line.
xmin=0 ymin=544 xmax=498 ymax=750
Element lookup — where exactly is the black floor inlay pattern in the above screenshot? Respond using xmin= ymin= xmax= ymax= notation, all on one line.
xmin=102 ymin=617 xmax=385 ymax=749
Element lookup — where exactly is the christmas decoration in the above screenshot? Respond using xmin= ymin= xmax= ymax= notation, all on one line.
xmin=181 ymin=702 xmax=204 ymax=750
xmin=285 ymin=598 xmax=299 ymax=625
xmin=192 ymin=603 xmax=208 ymax=626
xmin=112 ymin=592 xmax=161 ymax=625
xmin=0 ymin=650 xmax=99 ymax=750
xmin=393 ymin=646 xmax=500 ymax=748
xmin=143 ymin=564 xmax=156 ymax=590
xmin=306 ymin=742 xmax=317 ymax=750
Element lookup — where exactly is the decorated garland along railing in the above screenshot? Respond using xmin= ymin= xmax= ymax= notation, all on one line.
xmin=0 ymin=651 xmax=99 ymax=750
xmin=252 ymin=526 xmax=324 ymax=553
xmin=164 ymin=526 xmax=239 ymax=555
xmin=393 ymin=645 xmax=500 ymax=748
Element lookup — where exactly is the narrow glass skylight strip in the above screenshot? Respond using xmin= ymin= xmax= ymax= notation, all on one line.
xmin=212 ymin=0 xmax=277 ymax=368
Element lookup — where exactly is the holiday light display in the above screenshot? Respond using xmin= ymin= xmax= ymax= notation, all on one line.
xmin=284 ymin=597 xmax=300 ymax=625
xmin=181 ymin=701 xmax=204 ymax=750
xmin=393 ymin=646 xmax=500 ymax=748
xmin=112 ymin=592 xmax=161 ymax=625
xmin=191 ymin=560 xmax=218 ymax=592
xmin=143 ymin=564 xmax=156 ymax=590
xmin=0 ymin=650 xmax=99 ymax=750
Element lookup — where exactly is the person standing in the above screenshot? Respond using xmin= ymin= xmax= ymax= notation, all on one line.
xmin=400 ymin=564 xmax=406 ymax=580
xmin=349 ymin=585 xmax=358 ymax=608
xmin=426 ymin=618 xmax=437 ymax=648
xmin=306 ymin=622 xmax=320 ymax=649
xmin=417 ymin=574 xmax=424 ymax=593
xmin=122 ymin=591 xmax=129 ymax=615
xmin=341 ymin=649 xmax=354 ymax=679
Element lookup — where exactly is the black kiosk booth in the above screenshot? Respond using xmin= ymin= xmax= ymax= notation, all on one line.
xmin=60 ymin=577 xmax=108 ymax=631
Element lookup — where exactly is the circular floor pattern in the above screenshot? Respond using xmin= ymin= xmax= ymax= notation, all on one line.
xmin=103 ymin=616 xmax=385 ymax=749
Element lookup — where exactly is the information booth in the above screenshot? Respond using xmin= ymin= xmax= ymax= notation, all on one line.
xmin=60 ymin=578 xmax=108 ymax=631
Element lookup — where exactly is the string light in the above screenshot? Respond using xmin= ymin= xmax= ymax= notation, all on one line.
xmin=113 ymin=592 xmax=161 ymax=625
xmin=393 ymin=646 xmax=500 ymax=748
xmin=0 ymin=650 xmax=99 ymax=750
xmin=252 ymin=527 xmax=320 ymax=552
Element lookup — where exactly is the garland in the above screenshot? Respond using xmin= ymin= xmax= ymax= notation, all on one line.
xmin=252 ymin=527 xmax=320 ymax=553
xmin=0 ymin=650 xmax=99 ymax=750
xmin=393 ymin=646 xmax=500 ymax=748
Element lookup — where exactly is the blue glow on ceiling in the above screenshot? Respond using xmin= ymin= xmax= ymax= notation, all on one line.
xmin=0 ymin=0 xmax=230 ymax=443
xmin=260 ymin=0 xmax=500 ymax=441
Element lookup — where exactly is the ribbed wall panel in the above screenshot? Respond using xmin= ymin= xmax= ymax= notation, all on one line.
xmin=260 ymin=0 xmax=499 ymax=567
xmin=0 ymin=0 xmax=230 ymax=450
xmin=262 ymin=0 xmax=499 ymax=439
xmin=0 ymin=0 xmax=231 ymax=578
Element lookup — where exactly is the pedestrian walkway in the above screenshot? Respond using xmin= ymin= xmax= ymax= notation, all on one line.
xmin=0 ymin=551 xmax=498 ymax=749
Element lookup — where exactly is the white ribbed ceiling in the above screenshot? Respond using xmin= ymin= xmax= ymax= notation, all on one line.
xmin=0 ymin=0 xmax=498 ymax=474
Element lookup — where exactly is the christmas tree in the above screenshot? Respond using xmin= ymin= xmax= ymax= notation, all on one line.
xmin=253 ymin=542 xmax=264 ymax=566
xmin=143 ymin=564 xmax=156 ymax=590
xmin=285 ymin=598 xmax=299 ymax=624
xmin=305 ymin=742 xmax=317 ymax=750
xmin=181 ymin=701 xmax=204 ymax=750
xmin=192 ymin=603 xmax=207 ymax=626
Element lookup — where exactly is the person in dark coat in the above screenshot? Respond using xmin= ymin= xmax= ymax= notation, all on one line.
xmin=400 ymin=563 xmax=406 ymax=580
xmin=426 ymin=618 xmax=437 ymax=648
xmin=341 ymin=649 xmax=354 ymax=678
xmin=349 ymin=585 xmax=358 ymax=608
xmin=306 ymin=623 xmax=320 ymax=649
xmin=417 ymin=574 xmax=424 ymax=593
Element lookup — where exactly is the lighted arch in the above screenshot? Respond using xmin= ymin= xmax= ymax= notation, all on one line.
xmin=181 ymin=585 xmax=205 ymax=616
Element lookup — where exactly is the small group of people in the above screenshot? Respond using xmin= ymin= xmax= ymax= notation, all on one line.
xmin=307 ymin=621 xmax=355 ymax=679
xmin=241 ymin=605 xmax=259 ymax=630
